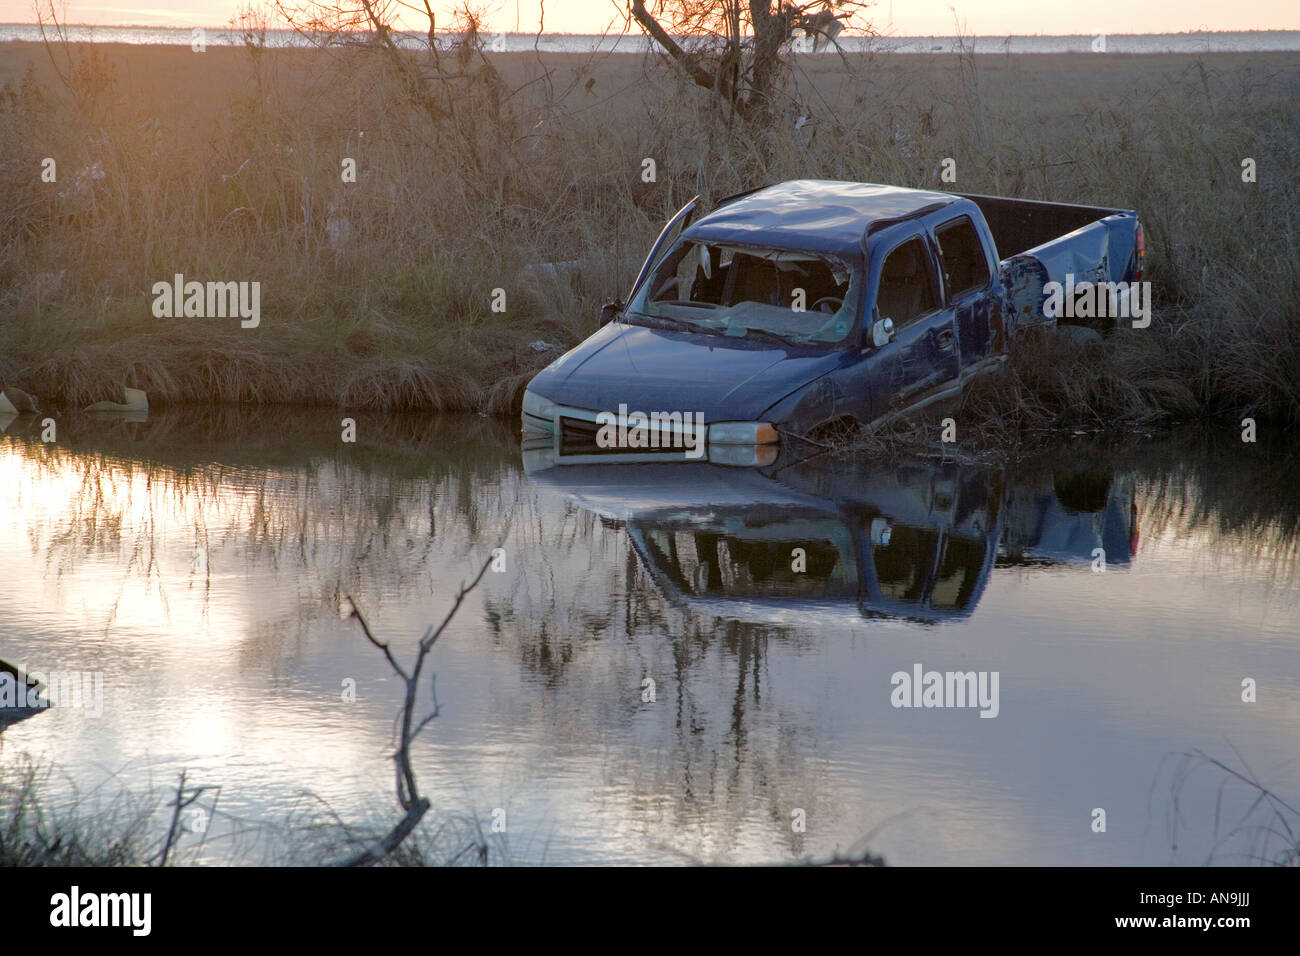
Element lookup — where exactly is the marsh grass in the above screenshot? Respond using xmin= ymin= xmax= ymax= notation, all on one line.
xmin=0 ymin=752 xmax=518 ymax=865
xmin=0 ymin=755 xmax=158 ymax=865
xmin=1164 ymin=749 xmax=1300 ymax=866
xmin=0 ymin=39 xmax=1296 ymax=425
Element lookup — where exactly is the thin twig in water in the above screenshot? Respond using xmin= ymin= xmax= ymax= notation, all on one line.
xmin=337 ymin=535 xmax=506 ymax=866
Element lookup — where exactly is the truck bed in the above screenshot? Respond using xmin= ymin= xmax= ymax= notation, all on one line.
xmin=959 ymin=192 xmax=1143 ymax=332
xmin=958 ymin=193 xmax=1127 ymax=259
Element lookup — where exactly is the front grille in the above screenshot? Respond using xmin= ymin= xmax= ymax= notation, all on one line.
xmin=558 ymin=415 xmax=694 ymax=458
xmin=558 ymin=416 xmax=605 ymax=456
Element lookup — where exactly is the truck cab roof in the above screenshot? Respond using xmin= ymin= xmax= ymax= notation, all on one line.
xmin=681 ymin=180 xmax=958 ymax=258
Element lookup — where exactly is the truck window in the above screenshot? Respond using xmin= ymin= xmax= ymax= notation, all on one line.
xmin=629 ymin=240 xmax=858 ymax=346
xmin=877 ymin=238 xmax=938 ymax=327
xmin=935 ymin=217 xmax=990 ymax=300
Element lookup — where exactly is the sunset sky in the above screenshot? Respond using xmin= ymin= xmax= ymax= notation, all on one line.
xmin=1 ymin=0 xmax=1297 ymax=37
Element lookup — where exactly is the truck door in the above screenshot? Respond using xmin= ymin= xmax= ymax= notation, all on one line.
xmin=933 ymin=214 xmax=996 ymax=372
xmin=871 ymin=231 xmax=959 ymax=420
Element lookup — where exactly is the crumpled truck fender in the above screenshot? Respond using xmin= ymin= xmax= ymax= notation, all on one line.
xmin=760 ymin=373 xmax=843 ymax=437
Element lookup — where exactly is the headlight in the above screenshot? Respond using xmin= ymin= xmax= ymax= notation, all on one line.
xmin=521 ymin=388 xmax=555 ymax=421
xmin=707 ymin=421 xmax=779 ymax=445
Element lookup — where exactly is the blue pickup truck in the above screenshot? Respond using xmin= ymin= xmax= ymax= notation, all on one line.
xmin=522 ymin=180 xmax=1145 ymax=463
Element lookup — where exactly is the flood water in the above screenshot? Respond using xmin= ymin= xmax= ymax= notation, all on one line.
xmin=1 ymin=408 xmax=1296 ymax=865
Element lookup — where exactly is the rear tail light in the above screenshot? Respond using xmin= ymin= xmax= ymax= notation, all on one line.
xmin=1133 ymin=223 xmax=1145 ymax=281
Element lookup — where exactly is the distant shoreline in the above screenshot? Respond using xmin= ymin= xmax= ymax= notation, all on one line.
xmin=1 ymin=23 xmax=1299 ymax=54
xmin=4 ymin=23 xmax=1298 ymax=35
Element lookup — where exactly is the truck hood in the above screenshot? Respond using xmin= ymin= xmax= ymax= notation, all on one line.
xmin=527 ymin=322 xmax=844 ymax=421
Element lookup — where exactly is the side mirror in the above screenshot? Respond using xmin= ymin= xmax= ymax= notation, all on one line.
xmin=599 ymin=301 xmax=622 ymax=327
xmin=871 ymin=316 xmax=895 ymax=348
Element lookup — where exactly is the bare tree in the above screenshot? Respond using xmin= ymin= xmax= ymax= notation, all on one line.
xmin=628 ymin=0 xmax=871 ymax=123
xmin=274 ymin=0 xmax=517 ymax=203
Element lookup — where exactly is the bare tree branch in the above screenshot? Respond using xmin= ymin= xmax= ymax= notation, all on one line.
xmin=337 ymin=540 xmax=505 ymax=866
xmin=629 ymin=0 xmax=874 ymax=124
xmin=631 ymin=0 xmax=734 ymax=104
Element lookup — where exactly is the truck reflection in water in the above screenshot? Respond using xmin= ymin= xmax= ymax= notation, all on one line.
xmin=525 ymin=443 xmax=1136 ymax=626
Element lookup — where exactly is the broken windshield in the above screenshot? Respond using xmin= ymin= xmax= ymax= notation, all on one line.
xmin=625 ymin=240 xmax=860 ymax=347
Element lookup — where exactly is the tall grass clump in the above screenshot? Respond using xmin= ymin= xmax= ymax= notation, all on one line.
xmin=0 ymin=756 xmax=157 ymax=865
